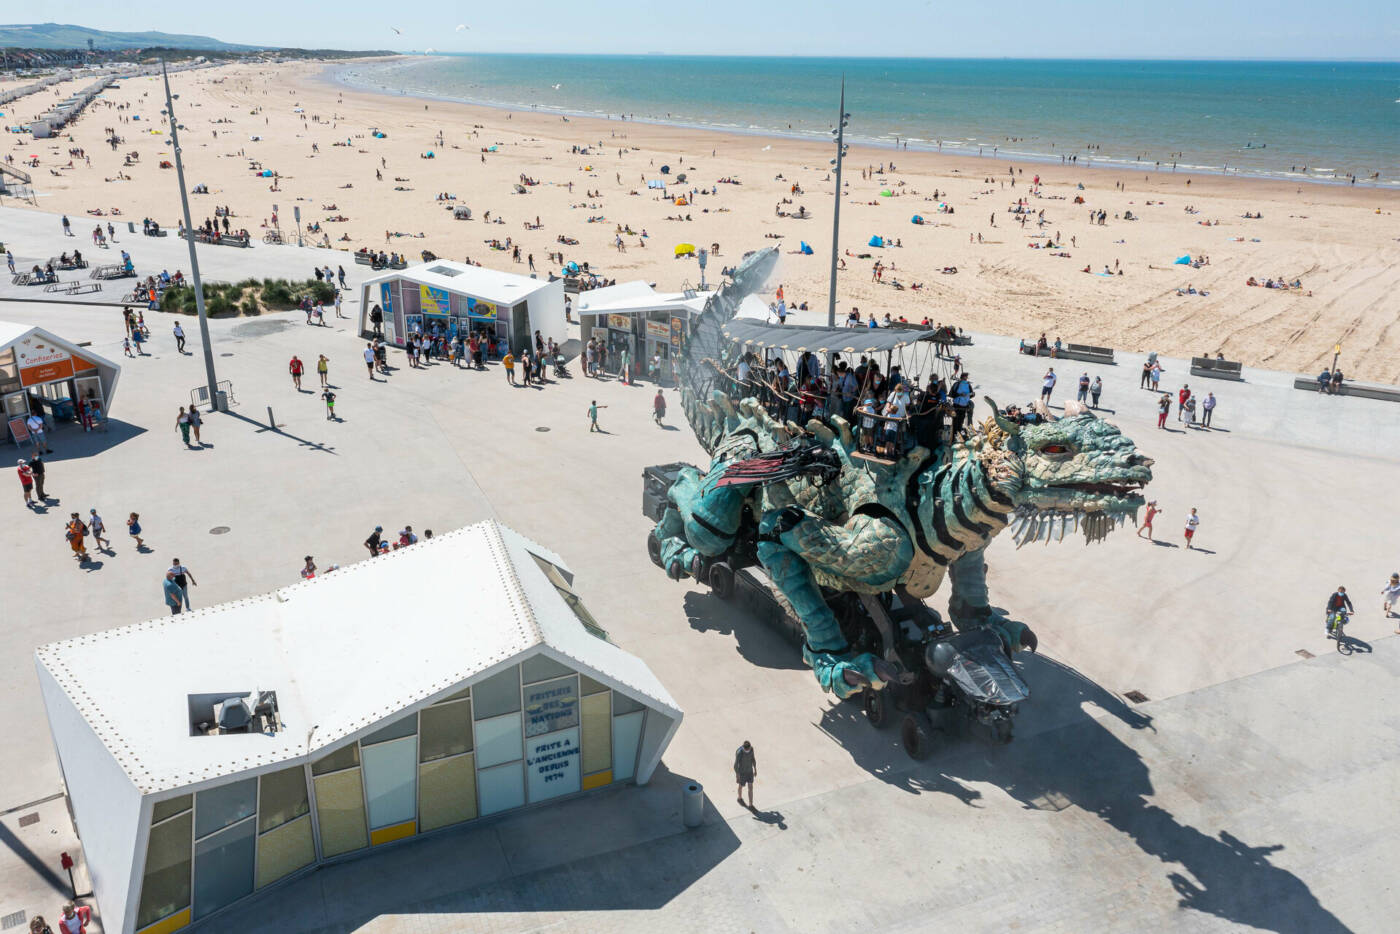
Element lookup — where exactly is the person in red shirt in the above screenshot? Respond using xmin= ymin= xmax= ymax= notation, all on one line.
xmin=17 ymin=459 xmax=35 ymax=506
xmin=1137 ymin=500 xmax=1161 ymax=540
xmin=1177 ymin=385 xmax=1191 ymax=422
xmin=289 ymin=355 xmax=304 ymax=390
xmin=653 ymin=389 xmax=667 ymax=426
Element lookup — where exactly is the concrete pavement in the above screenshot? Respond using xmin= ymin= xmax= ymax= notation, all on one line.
xmin=0 ymin=209 xmax=1397 ymax=931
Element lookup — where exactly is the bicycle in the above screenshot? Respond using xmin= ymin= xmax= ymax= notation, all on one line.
xmin=1326 ymin=610 xmax=1353 ymax=655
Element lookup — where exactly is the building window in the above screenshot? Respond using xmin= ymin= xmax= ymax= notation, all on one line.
xmin=135 ymin=811 xmax=192 ymax=929
xmin=360 ymin=713 xmax=417 ymax=746
xmin=477 ymin=762 xmax=525 ymax=815
xmin=419 ymin=699 xmax=473 ymax=763
xmin=474 ymin=712 xmax=523 ymax=769
xmin=613 ymin=710 xmax=645 ymax=783
xmin=521 ymin=654 xmax=573 ymax=684
xmin=526 ymin=726 xmax=581 ymax=802
xmin=523 ymin=675 xmax=579 ymax=738
xmin=194 ymin=778 xmax=256 ymax=839
xmin=258 ymin=766 xmax=310 ymax=833
xmin=472 ymin=666 xmax=522 ymax=720
xmin=310 ymin=743 xmax=359 ymax=776
xmin=529 ymin=555 xmax=608 ymax=639
xmin=151 ymin=794 xmax=192 ymax=824
xmin=192 ymin=815 xmax=255 ymax=919
xmin=361 ymin=735 xmax=418 ymax=832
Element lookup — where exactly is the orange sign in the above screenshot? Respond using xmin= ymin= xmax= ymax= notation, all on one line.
xmin=21 ymin=357 xmax=74 ymax=387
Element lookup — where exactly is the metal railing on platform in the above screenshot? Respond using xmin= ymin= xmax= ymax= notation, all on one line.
xmin=191 ymin=380 xmax=235 ymax=410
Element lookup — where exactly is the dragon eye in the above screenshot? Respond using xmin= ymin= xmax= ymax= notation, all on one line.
xmin=1040 ymin=443 xmax=1071 ymax=455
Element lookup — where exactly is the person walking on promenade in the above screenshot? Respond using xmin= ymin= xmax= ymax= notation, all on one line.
xmin=173 ymin=320 xmax=187 ymax=353
xmin=62 ymin=214 xmax=72 ymax=236
xmin=176 ymin=406 xmax=192 ymax=447
xmin=29 ymin=453 xmax=47 ymax=501
xmin=322 ymin=388 xmax=336 ymax=420
xmin=1177 ymin=385 xmax=1191 ymax=421
xmin=1184 ymin=508 xmax=1200 ymax=550
xmin=734 ymin=740 xmax=757 ymax=808
xmin=1090 ymin=376 xmax=1103 ymax=408
xmin=1040 ymin=367 xmax=1057 ymax=402
xmin=503 ymin=349 xmax=516 ymax=385
xmin=588 ymin=400 xmax=606 ymax=432
xmin=163 ymin=571 xmax=184 ymax=616
xmin=365 ymin=525 xmax=383 ymax=557
xmin=27 ymin=412 xmax=52 ymax=455
xmin=89 ymin=508 xmax=110 ymax=550
xmin=1076 ymin=373 xmax=1090 ymax=403
xmin=334 ymin=291 xmax=345 ymax=318
xmin=653 ymin=389 xmax=667 ymax=426
xmin=17 ymin=459 xmax=35 ymax=506
xmin=1157 ymin=393 xmax=1171 ymax=429
xmin=317 ymin=354 xmax=330 ymax=388
xmin=364 ymin=343 xmax=376 ymax=380
xmin=1140 ymin=361 xmax=1152 ymax=389
xmin=1201 ymin=392 xmax=1216 ymax=428
xmin=1137 ymin=500 xmax=1160 ymax=540
xmin=1382 ymin=573 xmax=1400 ymax=626
xmin=65 ymin=512 xmax=89 ymax=561
xmin=127 ymin=512 xmax=144 ymax=548
xmin=188 ymin=405 xmax=203 ymax=445
xmin=168 ymin=558 xmax=197 ymax=610
xmin=1149 ymin=361 xmax=1162 ymax=391
xmin=289 ymin=355 xmax=305 ymax=390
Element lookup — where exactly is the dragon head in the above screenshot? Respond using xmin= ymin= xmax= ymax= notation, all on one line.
xmin=979 ymin=398 xmax=1153 ymax=547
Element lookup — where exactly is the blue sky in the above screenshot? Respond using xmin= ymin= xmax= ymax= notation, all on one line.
xmin=27 ymin=1 xmax=1400 ymax=58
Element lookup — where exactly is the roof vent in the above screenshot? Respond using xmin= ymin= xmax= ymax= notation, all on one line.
xmin=189 ymin=690 xmax=281 ymax=737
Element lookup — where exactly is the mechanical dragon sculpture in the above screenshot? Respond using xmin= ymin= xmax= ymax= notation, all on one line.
xmin=647 ymin=247 xmax=1154 ymax=750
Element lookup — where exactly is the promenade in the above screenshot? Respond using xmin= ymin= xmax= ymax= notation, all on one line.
xmin=0 ymin=212 xmax=1396 ymax=932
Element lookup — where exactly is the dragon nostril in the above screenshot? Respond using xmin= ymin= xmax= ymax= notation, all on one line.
xmin=1130 ymin=454 xmax=1155 ymax=468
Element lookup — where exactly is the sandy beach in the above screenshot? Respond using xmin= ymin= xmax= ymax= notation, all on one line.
xmin=16 ymin=59 xmax=1400 ymax=382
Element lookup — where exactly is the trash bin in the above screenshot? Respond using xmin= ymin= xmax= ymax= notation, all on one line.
xmin=214 ymin=390 xmax=229 ymax=413
xmin=682 ymin=781 xmax=704 ymax=828
xmin=127 ymin=221 xmax=135 ymax=234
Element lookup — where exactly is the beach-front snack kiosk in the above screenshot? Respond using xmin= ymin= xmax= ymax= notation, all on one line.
xmin=359 ymin=262 xmax=566 ymax=354
xmin=575 ymin=281 xmax=710 ymax=383
xmin=0 ymin=321 xmax=121 ymax=441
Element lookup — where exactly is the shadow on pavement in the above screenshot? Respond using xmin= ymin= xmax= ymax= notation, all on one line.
xmin=817 ymin=653 xmax=1346 ymax=934
xmin=221 ymin=410 xmax=337 ymax=454
xmin=197 ymin=765 xmax=740 ymax=934
xmin=26 ymin=420 xmax=147 ymax=462
xmin=683 ymin=590 xmax=806 ymax=672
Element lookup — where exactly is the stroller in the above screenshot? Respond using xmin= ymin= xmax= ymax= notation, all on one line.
xmin=552 ymin=352 xmax=569 ymax=379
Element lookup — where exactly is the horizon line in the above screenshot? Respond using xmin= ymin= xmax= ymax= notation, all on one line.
xmin=378 ymin=51 xmax=1400 ymax=64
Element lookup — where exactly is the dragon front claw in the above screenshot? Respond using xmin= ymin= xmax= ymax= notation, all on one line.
xmin=804 ymin=646 xmax=898 ymax=700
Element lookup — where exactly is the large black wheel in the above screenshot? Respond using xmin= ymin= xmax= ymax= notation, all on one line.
xmin=902 ymin=712 xmax=935 ymax=760
xmin=646 ymin=531 xmax=664 ymax=568
xmin=708 ymin=561 xmax=735 ymax=600
xmin=863 ymin=688 xmax=890 ymax=728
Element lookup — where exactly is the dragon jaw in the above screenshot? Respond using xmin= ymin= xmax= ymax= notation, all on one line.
xmin=982 ymin=409 xmax=1153 ymax=548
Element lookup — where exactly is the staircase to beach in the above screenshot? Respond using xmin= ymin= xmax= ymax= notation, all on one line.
xmin=0 ymin=161 xmax=36 ymax=203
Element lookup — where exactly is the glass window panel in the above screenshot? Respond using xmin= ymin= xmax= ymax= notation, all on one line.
xmin=152 ymin=794 xmax=192 ymax=825
xmin=612 ymin=691 xmax=645 ymax=716
xmin=193 ymin=817 xmax=255 ymax=919
xmin=526 ymin=727 xmax=581 ymax=803
xmin=521 ymin=654 xmax=573 ymax=684
xmin=580 ymin=674 xmax=608 ymax=696
xmin=581 ymin=692 xmax=612 ymax=775
xmin=361 ymin=735 xmax=417 ymax=830
xmin=361 ymin=713 xmax=417 ymax=746
xmin=194 ymin=778 xmax=256 ymax=839
xmin=477 ymin=762 xmax=525 ymax=816
xmin=258 ymin=766 xmax=310 ymax=833
xmin=473 ymin=666 xmax=521 ymax=719
xmin=420 ymin=700 xmax=473 ymax=762
xmin=475 ymin=712 xmax=523 ymax=769
xmin=434 ymin=685 xmax=471 ymax=704
xmin=419 ymin=754 xmax=477 ymax=831
xmin=613 ymin=711 xmax=644 ymax=783
xmin=255 ymin=816 xmax=314 ymax=888
xmin=523 ymin=676 xmax=579 ymax=738
xmin=313 ymin=769 xmax=367 ymax=858
xmin=311 ymin=743 xmax=359 ymax=775
xmin=136 ymin=811 xmax=191 ymax=929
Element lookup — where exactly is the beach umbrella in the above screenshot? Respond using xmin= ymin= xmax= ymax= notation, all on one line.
xmin=675 ymin=243 xmax=696 ymax=257
xmin=660 ymin=165 xmax=670 ymax=174
xmin=911 ymin=215 xmax=923 ymax=224
xmin=879 ymin=190 xmax=892 ymax=197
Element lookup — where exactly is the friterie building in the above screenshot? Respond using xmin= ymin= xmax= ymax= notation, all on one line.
xmin=36 ymin=521 xmax=681 ymax=934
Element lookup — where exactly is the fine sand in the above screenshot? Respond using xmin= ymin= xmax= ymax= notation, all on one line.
xmin=19 ymin=60 xmax=1400 ymax=383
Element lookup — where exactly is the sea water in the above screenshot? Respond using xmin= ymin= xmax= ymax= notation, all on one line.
xmin=332 ymin=55 xmax=1400 ymax=187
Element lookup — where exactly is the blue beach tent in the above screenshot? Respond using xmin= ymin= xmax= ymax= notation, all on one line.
xmin=1174 ymin=255 xmax=1191 ymax=265
xmin=799 ymin=241 xmax=814 ymax=255
xmin=868 ymin=236 xmax=884 ymax=247
xmin=911 ymin=215 xmax=923 ymax=224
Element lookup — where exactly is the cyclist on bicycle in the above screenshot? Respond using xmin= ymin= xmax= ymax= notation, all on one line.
xmin=1325 ymin=586 xmax=1354 ymax=634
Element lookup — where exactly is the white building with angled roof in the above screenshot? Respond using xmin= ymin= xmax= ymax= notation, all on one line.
xmin=35 ymin=521 xmax=681 ymax=934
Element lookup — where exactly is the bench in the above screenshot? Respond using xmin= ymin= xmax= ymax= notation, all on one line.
xmin=1292 ymin=377 xmax=1400 ymax=403
xmin=10 ymin=273 xmax=31 ymax=286
xmin=44 ymin=280 xmax=65 ymax=292
xmin=66 ymin=281 xmax=102 ymax=296
xmin=353 ymin=252 xmax=375 ymax=265
xmin=1190 ymin=357 xmax=1244 ymax=381
xmin=91 ymin=263 xmax=133 ymax=280
xmin=1022 ymin=343 xmax=1116 ymax=365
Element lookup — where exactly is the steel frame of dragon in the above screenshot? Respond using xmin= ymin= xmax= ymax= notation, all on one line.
xmin=648 ymin=247 xmax=1154 ymax=756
